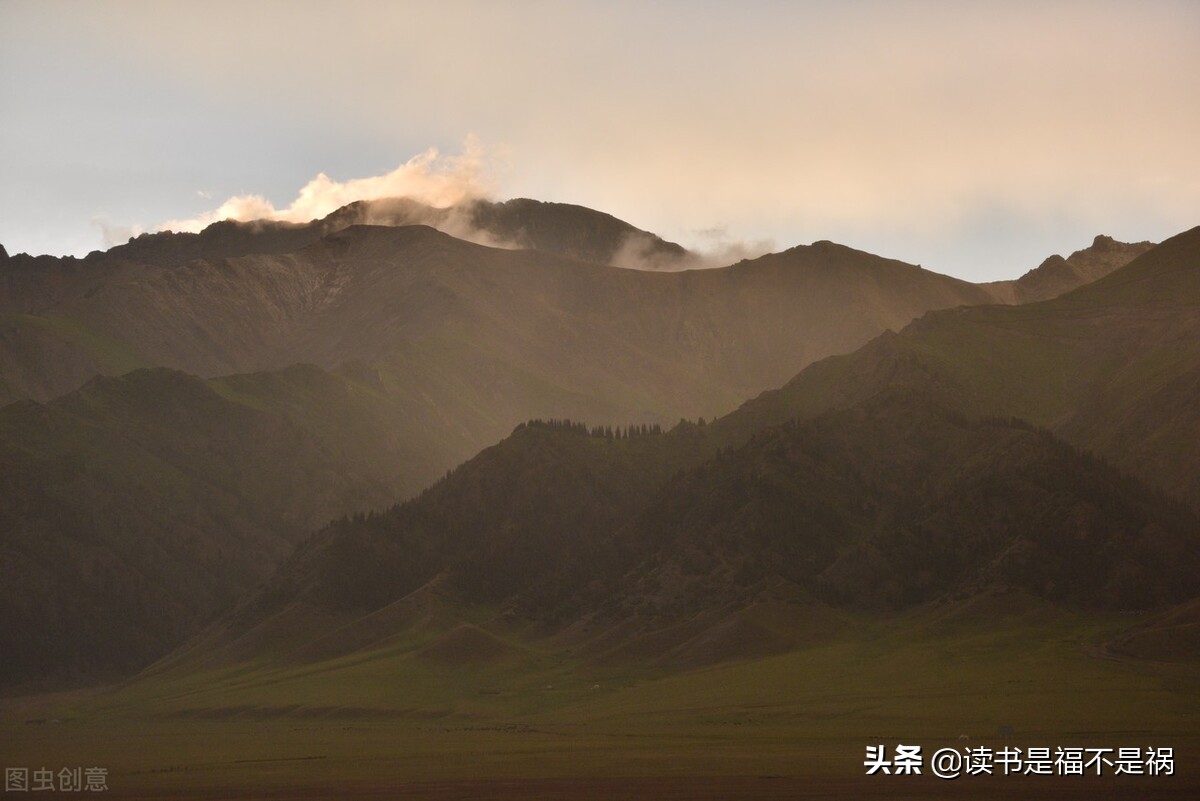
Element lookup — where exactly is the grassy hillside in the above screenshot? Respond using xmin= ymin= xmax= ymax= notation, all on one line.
xmin=0 ymin=365 xmax=454 ymax=689
xmin=197 ymin=388 xmax=1196 ymax=680
xmin=722 ymin=226 xmax=1200 ymax=508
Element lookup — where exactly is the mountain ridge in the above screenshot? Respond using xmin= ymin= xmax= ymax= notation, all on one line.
xmin=1 ymin=203 xmax=1189 ymax=690
xmin=984 ymin=233 xmax=1155 ymax=303
xmin=189 ymin=387 xmax=1198 ymax=676
xmin=718 ymin=225 xmax=1200 ymax=507
xmin=0 ymin=361 xmax=447 ymax=689
xmin=0 ymin=219 xmax=998 ymax=417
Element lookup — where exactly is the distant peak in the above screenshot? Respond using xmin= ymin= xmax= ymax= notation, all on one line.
xmin=804 ymin=240 xmax=877 ymax=258
xmin=1037 ymin=254 xmax=1068 ymax=269
xmin=766 ymin=240 xmax=847 ymax=258
xmin=1091 ymin=234 xmax=1117 ymax=250
xmin=0 ymin=243 xmax=8 ymax=260
xmin=324 ymin=222 xmax=447 ymax=244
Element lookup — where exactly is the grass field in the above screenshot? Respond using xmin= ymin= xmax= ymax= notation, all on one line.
xmin=0 ymin=313 xmax=148 ymax=378
xmin=3 ymin=605 xmax=1198 ymax=799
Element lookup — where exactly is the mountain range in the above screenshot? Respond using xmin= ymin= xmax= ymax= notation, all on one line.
xmin=726 ymin=225 xmax=1200 ymax=508
xmin=0 ymin=199 xmax=1146 ymax=408
xmin=0 ymin=198 xmax=1190 ymax=690
xmin=195 ymin=228 xmax=1200 ymax=675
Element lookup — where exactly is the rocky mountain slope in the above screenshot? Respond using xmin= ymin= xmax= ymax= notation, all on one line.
xmin=984 ymin=234 xmax=1153 ymax=303
xmin=0 ymin=218 xmax=994 ymax=417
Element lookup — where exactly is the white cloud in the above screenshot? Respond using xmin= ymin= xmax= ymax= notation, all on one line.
xmin=91 ymin=216 xmax=144 ymax=248
xmin=158 ymin=137 xmax=497 ymax=234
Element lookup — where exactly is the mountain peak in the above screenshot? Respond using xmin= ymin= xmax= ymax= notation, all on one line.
xmin=808 ymin=239 xmax=845 ymax=251
xmin=1066 ymin=224 xmax=1200 ymax=304
xmin=1035 ymin=253 xmax=1068 ymax=270
xmin=278 ymin=195 xmax=692 ymax=269
xmin=987 ymin=234 xmax=1156 ymax=304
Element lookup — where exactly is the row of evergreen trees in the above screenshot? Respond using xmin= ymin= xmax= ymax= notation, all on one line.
xmin=516 ymin=418 xmax=667 ymax=439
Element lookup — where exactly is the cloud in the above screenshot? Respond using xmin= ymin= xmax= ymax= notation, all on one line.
xmin=610 ymin=226 xmax=775 ymax=271
xmin=690 ymin=226 xmax=775 ymax=268
xmin=158 ymin=136 xmax=499 ymax=234
xmin=6 ymin=1 xmax=1198 ymax=276
xmin=91 ymin=216 xmax=144 ymax=248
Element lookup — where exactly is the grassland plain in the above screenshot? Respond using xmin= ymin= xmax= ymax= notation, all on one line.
xmin=4 ymin=607 xmax=1197 ymax=799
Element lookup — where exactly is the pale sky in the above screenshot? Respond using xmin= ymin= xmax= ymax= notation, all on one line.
xmin=1 ymin=0 xmax=1197 ymax=281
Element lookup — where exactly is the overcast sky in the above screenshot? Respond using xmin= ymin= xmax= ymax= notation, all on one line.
xmin=2 ymin=0 xmax=1197 ymax=280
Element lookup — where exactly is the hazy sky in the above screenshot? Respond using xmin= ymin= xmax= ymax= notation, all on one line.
xmin=2 ymin=0 xmax=1197 ymax=281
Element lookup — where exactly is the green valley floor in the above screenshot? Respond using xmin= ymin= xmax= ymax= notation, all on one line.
xmin=3 ymin=609 xmax=1197 ymax=799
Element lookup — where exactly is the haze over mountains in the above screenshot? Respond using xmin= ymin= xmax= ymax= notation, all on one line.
xmin=0 ymin=198 xmax=1148 ymax=409
xmin=193 ymin=227 xmax=1200 ymax=676
xmin=2 ymin=205 xmax=994 ymax=411
xmin=0 ymin=197 xmax=1191 ymax=690
xmin=728 ymin=225 xmax=1200 ymax=509
xmin=983 ymin=233 xmax=1154 ymax=303
xmin=209 ymin=392 xmax=1194 ymax=675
